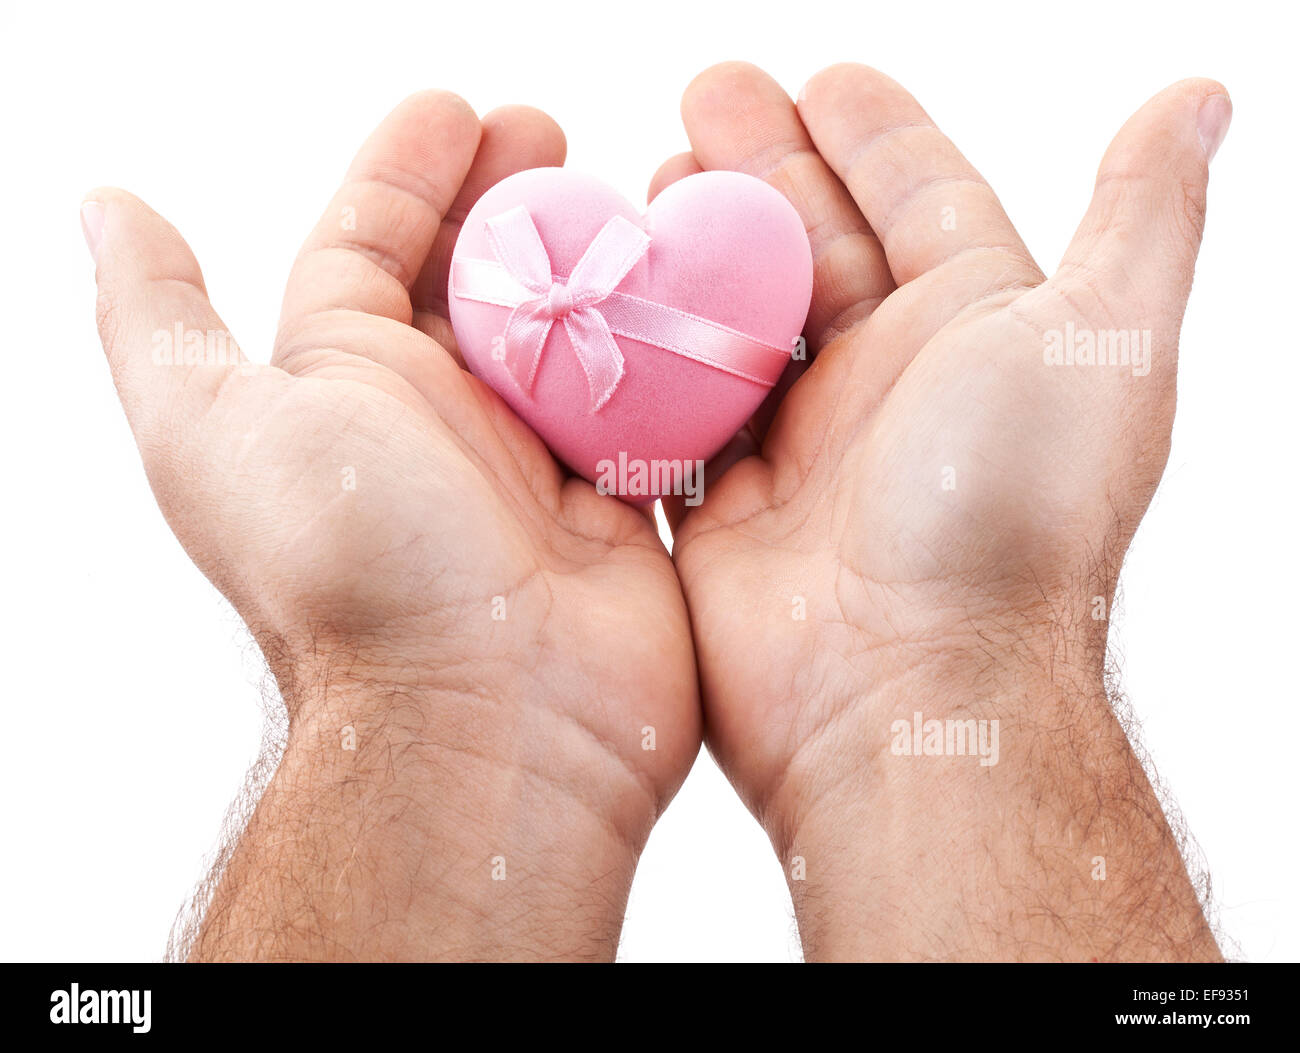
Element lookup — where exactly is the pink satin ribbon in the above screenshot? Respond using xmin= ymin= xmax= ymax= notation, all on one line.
xmin=451 ymin=206 xmax=792 ymax=411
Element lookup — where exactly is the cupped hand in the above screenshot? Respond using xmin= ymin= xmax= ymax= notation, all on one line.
xmin=87 ymin=94 xmax=699 ymax=959
xmin=658 ymin=63 xmax=1228 ymax=959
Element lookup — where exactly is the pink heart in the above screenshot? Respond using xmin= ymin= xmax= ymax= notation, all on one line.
xmin=447 ymin=167 xmax=812 ymax=501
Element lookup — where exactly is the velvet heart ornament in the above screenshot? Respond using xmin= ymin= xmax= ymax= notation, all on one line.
xmin=447 ymin=167 xmax=813 ymax=501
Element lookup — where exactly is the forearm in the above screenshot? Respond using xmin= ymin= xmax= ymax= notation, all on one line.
xmin=189 ymin=664 xmax=653 ymax=962
xmin=770 ymin=652 xmax=1220 ymax=962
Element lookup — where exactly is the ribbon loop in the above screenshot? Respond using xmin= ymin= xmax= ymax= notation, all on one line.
xmin=483 ymin=206 xmax=553 ymax=295
xmin=565 ymin=214 xmax=650 ymax=307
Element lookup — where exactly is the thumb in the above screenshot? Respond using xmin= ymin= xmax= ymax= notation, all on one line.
xmin=1058 ymin=79 xmax=1231 ymax=328
xmin=83 ymin=189 xmax=245 ymax=469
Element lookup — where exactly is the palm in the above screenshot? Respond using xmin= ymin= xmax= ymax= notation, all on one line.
xmin=675 ymin=285 xmax=1129 ymax=797
xmin=221 ymin=326 xmax=672 ymax=632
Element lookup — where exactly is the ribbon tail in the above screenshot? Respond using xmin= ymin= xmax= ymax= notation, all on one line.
xmin=564 ymin=308 xmax=625 ymax=412
xmin=501 ymin=301 xmax=554 ymax=393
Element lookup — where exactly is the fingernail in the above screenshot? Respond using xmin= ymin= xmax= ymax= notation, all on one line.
xmin=1197 ymin=93 xmax=1232 ymax=164
xmin=80 ymin=200 xmax=105 ymax=263
xmin=796 ymin=81 xmax=809 ymax=105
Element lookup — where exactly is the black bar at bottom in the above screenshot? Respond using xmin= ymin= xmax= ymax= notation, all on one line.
xmin=0 ymin=961 xmax=1289 ymax=1042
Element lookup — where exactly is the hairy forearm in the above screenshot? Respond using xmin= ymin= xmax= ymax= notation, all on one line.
xmin=189 ymin=665 xmax=652 ymax=962
xmin=770 ymin=651 xmax=1220 ymax=962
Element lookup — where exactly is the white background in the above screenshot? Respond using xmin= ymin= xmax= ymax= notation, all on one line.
xmin=1 ymin=0 xmax=1295 ymax=962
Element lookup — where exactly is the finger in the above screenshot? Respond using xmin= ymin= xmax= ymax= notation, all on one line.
xmin=1057 ymin=79 xmax=1229 ymax=335
xmin=681 ymin=61 xmax=893 ymax=353
xmin=413 ymin=104 xmax=567 ymax=326
xmin=796 ymin=63 xmax=1042 ymax=292
xmin=83 ymin=189 xmax=245 ymax=462
xmin=648 ymin=151 xmax=702 ymax=201
xmin=276 ymin=90 xmax=480 ymax=345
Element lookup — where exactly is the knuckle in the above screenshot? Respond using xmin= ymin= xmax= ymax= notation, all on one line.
xmin=1169 ymin=177 xmax=1208 ymax=256
xmin=93 ymin=286 xmax=122 ymax=352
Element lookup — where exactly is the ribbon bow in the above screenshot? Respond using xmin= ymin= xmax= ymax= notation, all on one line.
xmin=484 ymin=206 xmax=649 ymax=412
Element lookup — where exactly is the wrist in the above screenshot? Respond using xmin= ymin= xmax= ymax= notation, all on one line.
xmin=760 ymin=635 xmax=1217 ymax=962
xmin=196 ymin=652 xmax=658 ymax=961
